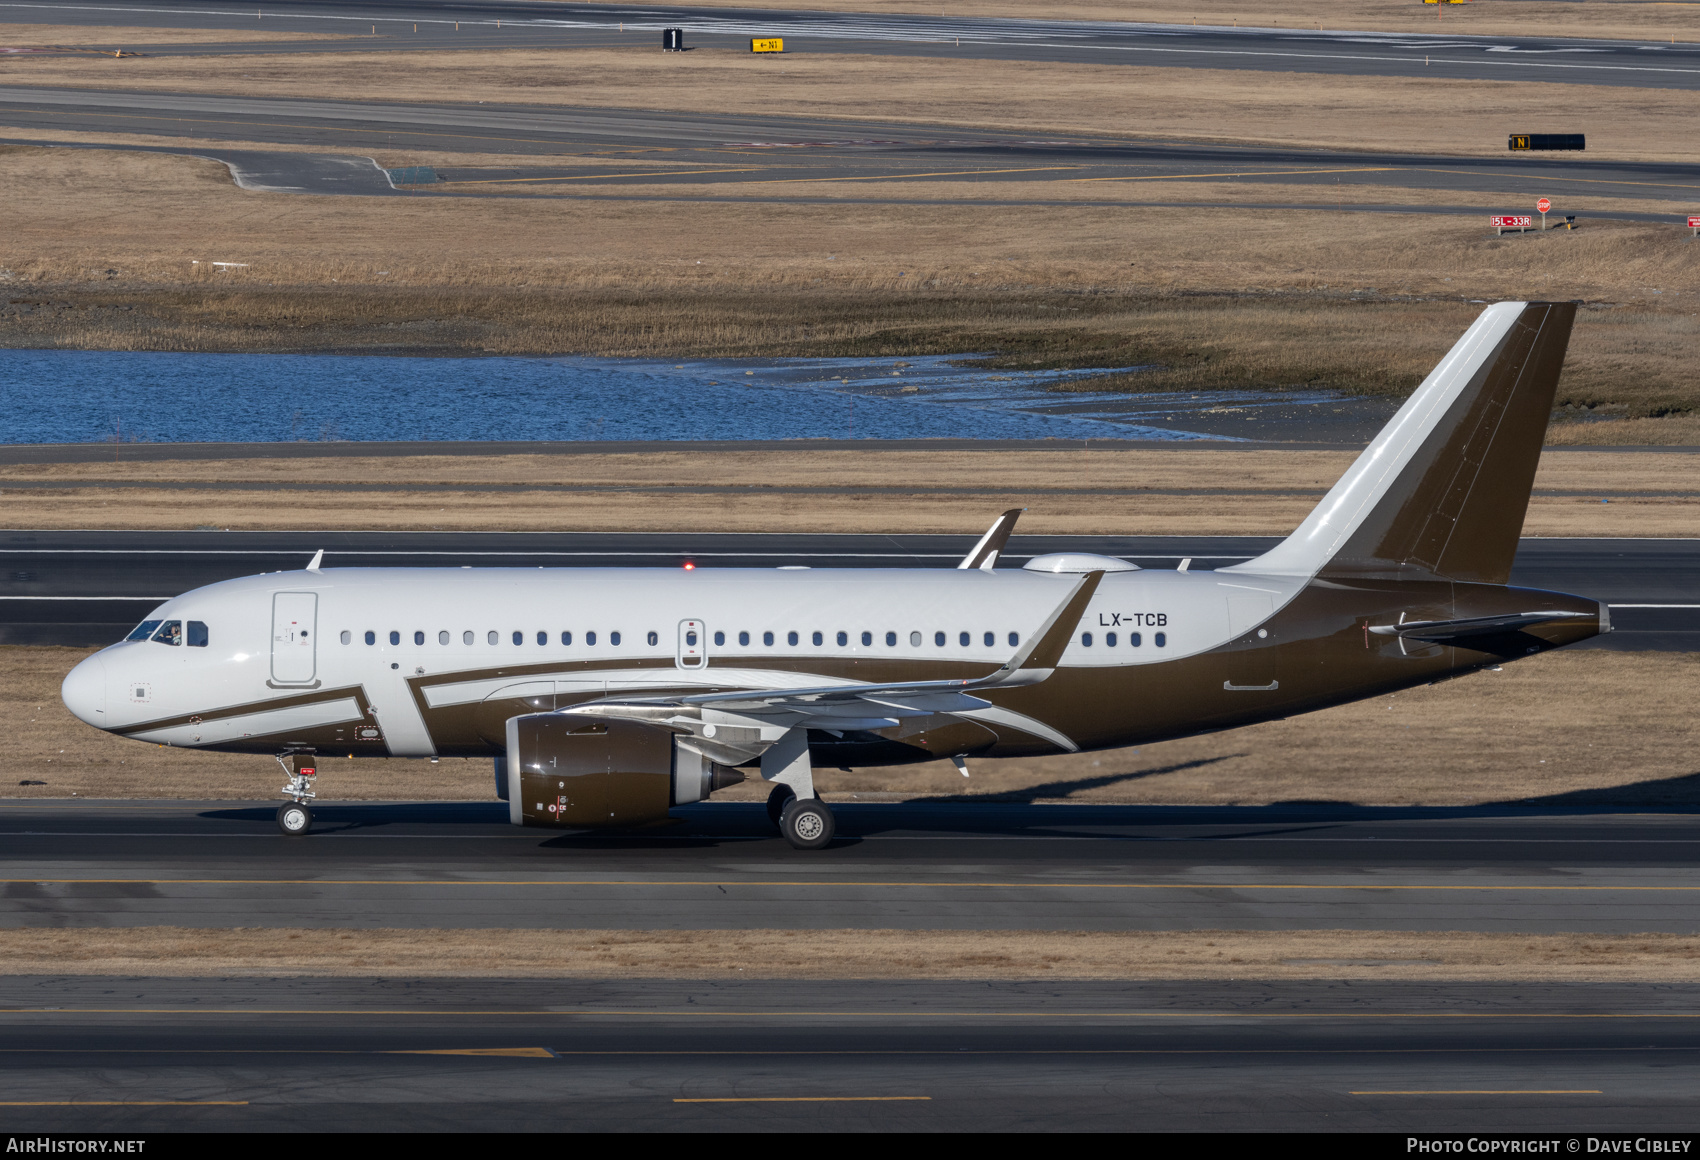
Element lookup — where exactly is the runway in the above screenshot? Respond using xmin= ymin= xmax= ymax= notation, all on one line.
xmin=4 ymin=799 xmax=1700 ymax=932
xmin=2 ymin=530 xmax=1695 ymax=648
xmin=3 ymin=975 xmax=1698 ymax=1131
xmin=10 ymin=0 xmax=1700 ymax=90
xmin=5 ymin=86 xmax=1699 ymax=217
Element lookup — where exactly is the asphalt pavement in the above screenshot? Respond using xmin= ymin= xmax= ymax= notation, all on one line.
xmin=9 ymin=0 xmax=1700 ymax=90
xmin=4 ymin=86 xmax=1697 ymax=219
xmin=2 ymin=974 xmax=1697 ymax=1131
xmin=5 ymin=798 xmax=1700 ymax=931
xmin=2 ymin=530 xmax=1694 ymax=648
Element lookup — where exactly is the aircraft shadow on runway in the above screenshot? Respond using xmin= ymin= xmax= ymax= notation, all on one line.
xmin=194 ymin=763 xmax=1700 ymax=847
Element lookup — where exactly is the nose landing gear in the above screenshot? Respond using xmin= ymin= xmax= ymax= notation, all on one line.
xmin=274 ymin=751 xmax=317 ymax=837
xmin=276 ymin=800 xmax=313 ymax=836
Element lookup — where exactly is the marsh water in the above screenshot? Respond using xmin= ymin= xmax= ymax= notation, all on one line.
xmin=1 ymin=350 xmax=1397 ymax=444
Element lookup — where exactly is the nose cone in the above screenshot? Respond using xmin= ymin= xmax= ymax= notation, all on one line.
xmin=61 ymin=655 xmax=108 ymax=728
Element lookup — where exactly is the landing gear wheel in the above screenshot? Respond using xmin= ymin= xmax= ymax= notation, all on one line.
xmin=780 ymin=797 xmax=835 ymax=850
xmin=276 ymin=802 xmax=313 ymax=837
xmin=765 ymin=783 xmax=796 ymax=830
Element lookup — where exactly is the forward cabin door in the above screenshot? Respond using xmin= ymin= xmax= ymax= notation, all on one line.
xmin=271 ymin=592 xmax=318 ymax=685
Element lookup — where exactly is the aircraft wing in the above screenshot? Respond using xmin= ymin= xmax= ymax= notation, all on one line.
xmin=567 ymin=571 xmax=1103 ymax=753
xmin=663 ymin=567 xmax=1103 ymax=709
xmin=1369 ymin=610 xmax=1594 ymax=641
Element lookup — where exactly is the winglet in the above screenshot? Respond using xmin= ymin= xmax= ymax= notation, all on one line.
xmin=306 ymin=549 xmax=324 ymax=573
xmin=958 ymin=509 xmax=1025 ymax=571
xmin=983 ymin=569 xmax=1103 ymax=685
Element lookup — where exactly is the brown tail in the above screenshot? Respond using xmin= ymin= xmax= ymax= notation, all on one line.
xmin=1226 ymin=301 xmax=1576 ymax=584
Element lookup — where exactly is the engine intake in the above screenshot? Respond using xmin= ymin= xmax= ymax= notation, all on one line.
xmin=504 ymin=713 xmax=743 ymax=828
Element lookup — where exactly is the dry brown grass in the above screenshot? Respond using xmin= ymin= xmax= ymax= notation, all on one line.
xmin=4 ymin=45 xmax=1699 ymax=162
xmin=1549 ymin=414 xmax=1700 ymax=445
xmin=9 ymin=926 xmax=1700 ymax=981
xmin=0 ymin=448 xmax=1693 ymax=534
xmin=612 ymin=0 xmax=1700 ymax=42
xmin=7 ymin=647 xmax=1695 ymax=806
xmin=5 ymin=146 xmax=1700 ymax=423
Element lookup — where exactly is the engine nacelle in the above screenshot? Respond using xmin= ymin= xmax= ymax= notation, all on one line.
xmin=504 ymin=713 xmax=743 ymax=828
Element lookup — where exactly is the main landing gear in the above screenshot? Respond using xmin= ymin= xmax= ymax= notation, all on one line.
xmin=765 ymin=784 xmax=836 ymax=850
xmin=274 ymin=751 xmax=318 ymax=837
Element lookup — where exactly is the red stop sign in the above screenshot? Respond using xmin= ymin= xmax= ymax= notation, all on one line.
xmin=1537 ymin=198 xmax=1552 ymax=214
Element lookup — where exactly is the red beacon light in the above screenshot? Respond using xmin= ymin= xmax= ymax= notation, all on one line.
xmin=683 ymin=561 xmax=696 ymax=571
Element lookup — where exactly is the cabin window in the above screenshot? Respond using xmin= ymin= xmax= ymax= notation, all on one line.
xmin=587 ymin=631 xmax=597 ymax=645
xmin=763 ymin=631 xmax=774 ymax=646
xmin=1155 ymin=632 xmax=1167 ymax=647
xmin=813 ymin=631 xmax=824 ymax=646
xmin=389 ymin=631 xmax=401 ymax=646
xmin=365 ymin=631 xmax=376 ymax=646
xmin=714 ymin=631 xmax=725 ymax=646
xmin=886 ymin=631 xmax=897 ymax=647
xmin=959 ymin=632 xmax=970 ymax=647
xmin=910 ymin=631 xmax=922 ymax=647
xmin=561 ymin=631 xmax=572 ymax=646
xmin=464 ymin=631 xmax=474 ymax=645
xmin=1130 ymin=632 xmax=1141 ymax=647
xmin=787 ymin=631 xmax=799 ymax=646
xmin=1080 ymin=632 xmax=1093 ymax=647
xmin=739 ymin=631 xmax=750 ymax=646
xmin=187 ymin=621 xmax=208 ymax=648
xmin=438 ymin=631 xmax=449 ymax=645
xmin=1008 ymin=632 xmax=1020 ymax=647
xmin=340 ymin=630 xmax=351 ymax=645
xmin=414 ymin=631 xmax=425 ymax=645
xmin=836 ymin=631 xmax=848 ymax=647
xmin=126 ymin=620 xmax=162 ymax=643
xmin=861 ymin=631 xmax=872 ymax=646
xmin=151 ymin=621 xmax=183 ymax=646
xmin=1106 ymin=632 xmax=1117 ymax=647
xmin=984 ymin=631 xmax=994 ymax=647
xmin=610 ymin=631 xmax=622 ymax=646
xmin=486 ymin=630 xmax=497 ymax=645
xmin=647 ymin=631 xmax=659 ymax=646
xmin=537 ymin=631 xmax=548 ymax=646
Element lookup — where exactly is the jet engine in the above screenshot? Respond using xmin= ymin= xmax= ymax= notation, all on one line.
xmin=504 ymin=712 xmax=743 ymax=828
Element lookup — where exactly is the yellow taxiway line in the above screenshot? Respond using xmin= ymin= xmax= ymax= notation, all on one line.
xmin=675 ymin=1096 xmax=930 ymax=1103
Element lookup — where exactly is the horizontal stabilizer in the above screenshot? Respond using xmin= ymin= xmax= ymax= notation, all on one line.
xmin=1369 ymin=610 xmax=1593 ymax=642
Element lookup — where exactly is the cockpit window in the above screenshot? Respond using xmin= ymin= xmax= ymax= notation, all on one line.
xmin=187 ymin=621 xmax=209 ymax=648
xmin=125 ymin=620 xmax=162 ymax=642
xmin=151 ymin=620 xmax=182 ymax=646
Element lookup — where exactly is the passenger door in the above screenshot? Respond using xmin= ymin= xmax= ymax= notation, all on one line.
xmin=676 ymin=619 xmax=706 ymax=669
xmin=271 ymin=592 xmax=318 ymax=686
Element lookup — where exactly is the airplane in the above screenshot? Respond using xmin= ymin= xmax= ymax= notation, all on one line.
xmin=60 ymin=300 xmax=1606 ymax=848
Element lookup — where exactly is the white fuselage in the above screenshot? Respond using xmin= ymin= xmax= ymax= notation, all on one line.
xmin=62 ymin=565 xmax=1301 ymax=758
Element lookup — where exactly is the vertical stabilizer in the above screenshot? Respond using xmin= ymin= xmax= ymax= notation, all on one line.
xmin=1224 ymin=300 xmax=1575 ymax=584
